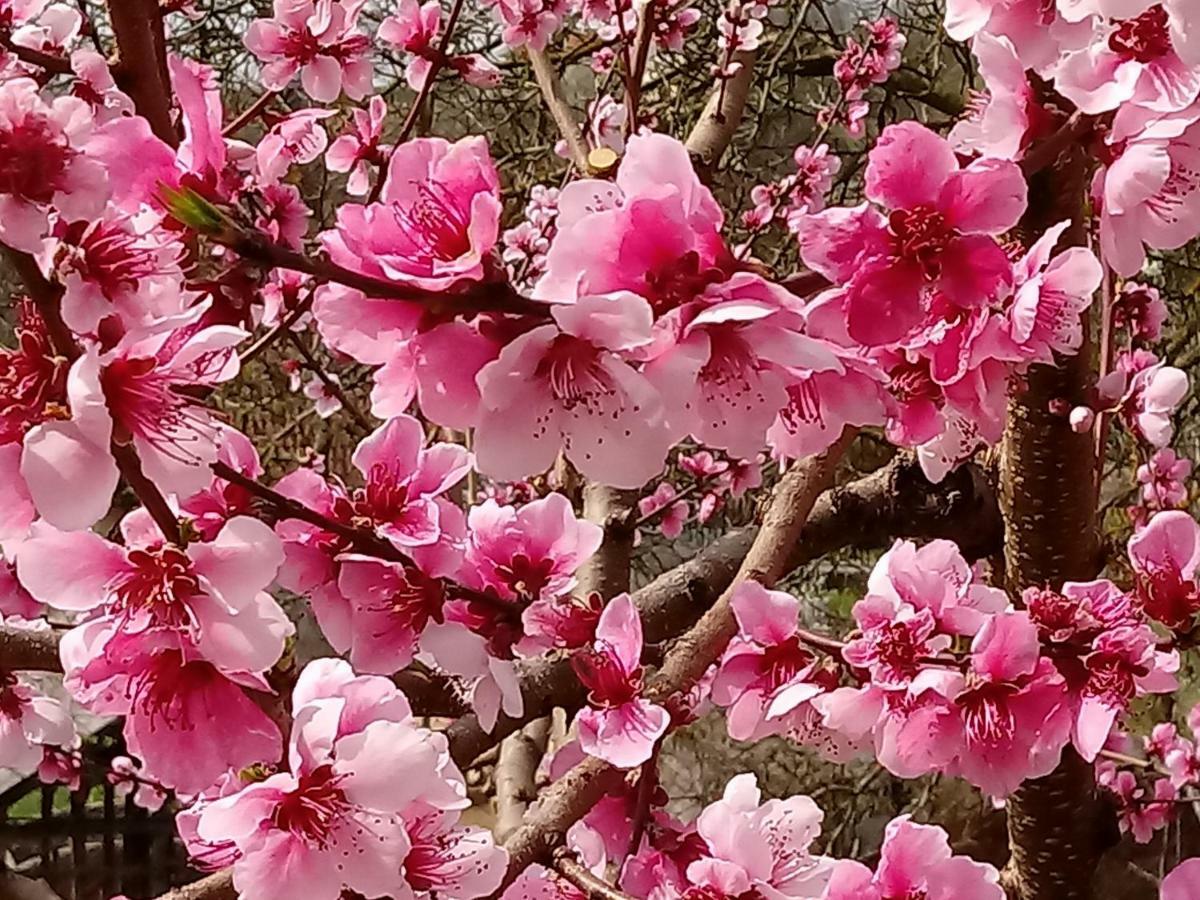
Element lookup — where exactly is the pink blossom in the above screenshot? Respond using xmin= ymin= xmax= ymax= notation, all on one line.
xmin=402 ymin=807 xmax=508 ymax=897
xmin=0 ymin=77 xmax=108 ymax=252
xmin=798 ymin=122 xmax=1026 ymax=345
xmin=0 ymin=300 xmax=66 ymax=451
xmin=712 ymin=581 xmax=833 ymax=742
xmin=379 ymin=0 xmax=442 ymax=90
xmin=1128 ymin=509 xmax=1200 ymax=629
xmin=951 ymin=33 xmax=1046 ymax=160
xmin=321 ymin=135 xmax=502 ymax=291
xmin=0 ymin=671 xmax=75 ymax=771
xmin=573 ymin=594 xmax=669 ymax=768
xmin=47 ymin=207 xmax=186 ymax=335
xmin=108 ymin=755 xmax=168 ymax=812
xmin=335 ymin=555 xmax=446 ymax=674
xmin=255 ymin=109 xmax=333 ymax=183
xmin=638 ymin=482 xmax=689 ymax=539
xmin=822 ymin=816 xmax=1003 ymax=900
xmin=324 ymin=95 xmax=388 ymax=196
xmin=20 ymin=309 xmax=247 ymax=529
xmin=420 ymin=620 xmax=524 ymax=731
xmin=1138 ymin=448 xmax=1192 ymax=508
xmin=1056 ymin=5 xmax=1200 ymax=116
xmin=196 ymin=658 xmax=480 ymax=900
xmin=1098 ymin=349 xmax=1189 ymax=447
xmin=1099 ymin=767 xmax=1176 ymax=843
xmin=949 ymin=612 xmax=1072 ymax=797
xmin=536 ymin=131 xmax=728 ymax=313
xmin=691 ymin=773 xmax=834 ymax=897
xmin=178 ymin=426 xmax=262 ymax=541
xmin=244 ymin=0 xmax=372 ymax=102
xmin=1095 ymin=120 xmax=1200 ymax=277
xmin=493 ymin=0 xmax=565 ymax=51
xmin=464 ymin=493 xmax=602 ymax=605
xmin=69 ymin=48 xmax=134 ymax=123
xmin=475 ymin=292 xmax=676 ymax=488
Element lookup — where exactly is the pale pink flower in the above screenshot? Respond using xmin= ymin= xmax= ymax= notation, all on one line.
xmin=1098 ymin=349 xmax=1189 ymax=447
xmin=303 ymin=373 xmax=342 ymax=418
xmin=0 ymin=77 xmax=108 ymax=252
xmin=244 ymin=0 xmax=372 ymax=102
xmin=798 ymin=122 xmax=1026 ymax=345
xmin=464 ymin=493 xmax=602 ymax=604
xmin=196 ymin=658 xmax=476 ymax=900
xmin=20 ymin=309 xmax=247 ymax=530
xmin=324 ymin=95 xmax=388 ymax=195
xmin=573 ymin=594 xmax=669 ymax=768
xmin=638 ymin=482 xmax=689 ymax=539
xmin=321 ymin=135 xmax=502 ymax=291
xmin=0 ymin=300 xmax=66 ymax=448
xmin=1095 ymin=120 xmax=1200 ymax=277
xmin=712 ymin=582 xmax=833 ymax=742
xmin=494 ymin=0 xmax=565 ymax=50
xmin=178 ymin=426 xmax=262 ymax=542
xmin=402 ymin=807 xmax=509 ymax=897
xmin=108 ymin=755 xmax=168 ymax=812
xmin=822 ymin=816 xmax=1003 ymax=900
xmin=1100 ymin=768 xmax=1176 ymax=843
xmin=475 ymin=292 xmax=676 ymax=488
xmin=952 ymin=34 xmax=1045 ymax=160
xmin=1138 ymin=448 xmax=1192 ymax=508
xmin=420 ymin=620 xmax=524 ymax=731
xmin=255 ymin=109 xmax=333 ymax=183
xmin=0 ymin=671 xmax=75 ymax=771
xmin=69 ymin=48 xmax=134 ymax=123
xmin=691 ymin=774 xmax=835 ymax=897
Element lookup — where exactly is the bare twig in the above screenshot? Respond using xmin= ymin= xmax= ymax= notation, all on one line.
xmin=528 ymin=48 xmax=591 ymax=172
xmin=555 ymin=854 xmax=637 ymax=900
xmin=222 ymin=90 xmax=279 ymax=138
xmin=285 ymin=330 xmax=372 ymax=430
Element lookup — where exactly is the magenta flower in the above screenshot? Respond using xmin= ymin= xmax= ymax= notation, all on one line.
xmin=321 ymin=135 xmax=502 ymax=291
xmin=378 ymin=0 xmax=442 ymax=90
xmin=324 ymin=95 xmax=388 ymax=196
xmin=475 ymin=291 xmax=676 ymax=488
xmin=178 ymin=426 xmax=263 ymax=542
xmin=535 ymin=132 xmax=728 ymax=313
xmin=402 ymin=807 xmax=509 ymax=897
xmin=255 ymin=108 xmax=333 ymax=183
xmin=1137 ymin=448 xmax=1192 ymax=508
xmin=799 ymin=121 xmax=1026 ymax=345
xmin=950 ymin=33 xmax=1042 ymax=160
xmin=1098 ymin=349 xmax=1189 ymax=447
xmin=0 ymin=76 xmax=108 ymax=253
xmin=1163 ymin=858 xmax=1200 ymax=900
xmin=572 ymin=594 xmax=669 ymax=768
xmin=244 ymin=0 xmax=372 ymax=102
xmin=949 ymin=612 xmax=1072 ymax=798
xmin=822 ymin=816 xmax=1003 ymax=900
xmin=19 ymin=309 xmax=246 ymax=530
xmin=196 ymin=658 xmax=478 ymax=900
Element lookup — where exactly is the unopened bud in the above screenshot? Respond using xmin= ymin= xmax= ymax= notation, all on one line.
xmin=1069 ymin=406 xmax=1095 ymax=433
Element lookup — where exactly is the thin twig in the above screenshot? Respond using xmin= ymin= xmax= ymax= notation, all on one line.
xmin=528 ymin=47 xmax=591 ymax=172
xmin=222 ymin=89 xmax=278 ymax=137
xmin=285 ymin=330 xmax=372 ymax=430
xmin=554 ymin=855 xmax=638 ymax=900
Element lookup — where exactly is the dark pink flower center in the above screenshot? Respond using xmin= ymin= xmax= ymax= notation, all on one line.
xmin=1110 ymin=6 xmax=1172 ymax=63
xmin=109 ymin=546 xmax=198 ymax=630
xmin=272 ymin=764 xmax=350 ymax=846
xmin=871 ymin=621 xmax=926 ymax=676
xmin=573 ymin=642 xmax=640 ymax=707
xmin=1084 ymin=653 xmax=1140 ymax=706
xmin=887 ymin=360 xmax=941 ymax=405
xmin=0 ymin=302 xmax=66 ymax=444
xmin=0 ymin=672 xmax=25 ymax=720
xmin=130 ymin=652 xmax=219 ymax=731
xmin=354 ymin=462 xmax=413 ymax=524
xmin=0 ymin=115 xmax=73 ymax=203
xmin=781 ymin=380 xmax=825 ymax=430
xmin=280 ymin=27 xmax=324 ymax=63
xmin=757 ymin=636 xmax=813 ymax=692
xmin=1138 ymin=566 xmax=1200 ymax=630
xmin=364 ymin=564 xmax=445 ymax=633
xmin=496 ymin=552 xmax=555 ymax=600
xmin=392 ymin=182 xmax=472 ymax=262
xmin=100 ymin=355 xmax=215 ymax=462
xmin=957 ymin=681 xmax=1019 ymax=745
xmin=887 ymin=205 xmax=955 ymax=279
xmin=643 ymin=250 xmax=726 ymax=317
xmin=60 ymin=220 xmax=161 ymax=300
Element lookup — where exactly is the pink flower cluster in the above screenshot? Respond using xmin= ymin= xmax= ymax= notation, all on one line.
xmin=709 ymin=536 xmax=1182 ymax=800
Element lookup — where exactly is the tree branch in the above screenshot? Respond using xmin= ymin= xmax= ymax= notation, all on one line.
xmin=555 ymin=855 xmax=638 ymax=900
xmin=0 ymin=626 xmax=62 ymax=671
xmin=493 ymin=430 xmax=855 ymax=891
xmin=495 ymin=717 xmax=551 ymax=843
xmin=527 ymin=47 xmax=591 ymax=172
xmin=156 ymin=871 xmax=236 ymax=900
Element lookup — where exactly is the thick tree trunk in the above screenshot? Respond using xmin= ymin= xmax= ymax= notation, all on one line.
xmin=1000 ymin=151 xmax=1109 ymax=900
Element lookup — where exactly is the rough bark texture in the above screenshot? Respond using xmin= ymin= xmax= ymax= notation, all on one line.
xmin=0 ymin=625 xmax=63 ymax=671
xmin=1000 ymin=149 xmax=1110 ymax=900
xmin=578 ymin=484 xmax=639 ymax=599
xmin=495 ymin=718 xmax=551 ymax=843
xmin=157 ymin=871 xmax=236 ymax=900
xmin=107 ymin=0 xmax=177 ymax=146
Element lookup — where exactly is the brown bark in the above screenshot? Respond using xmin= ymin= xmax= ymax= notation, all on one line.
xmin=0 ymin=625 xmax=62 ymax=671
xmin=1000 ymin=147 xmax=1109 ymax=900
xmin=107 ymin=0 xmax=176 ymax=146
xmin=578 ymin=484 xmax=639 ymax=599
xmin=494 ymin=718 xmax=551 ymax=843
xmin=156 ymin=871 xmax=236 ymax=900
